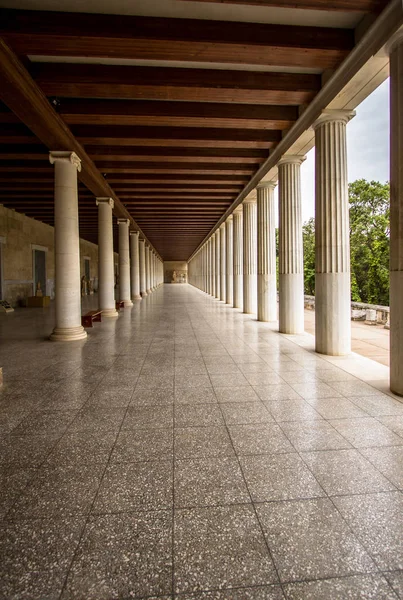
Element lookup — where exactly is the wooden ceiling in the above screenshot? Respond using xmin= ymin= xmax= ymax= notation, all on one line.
xmin=0 ymin=0 xmax=389 ymax=260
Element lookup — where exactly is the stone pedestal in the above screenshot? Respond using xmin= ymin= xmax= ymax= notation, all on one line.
xmin=139 ymin=238 xmax=147 ymax=297
xmin=96 ymin=197 xmax=118 ymax=317
xmin=313 ymin=110 xmax=354 ymax=355
xmin=278 ymin=156 xmax=305 ymax=334
xmin=130 ymin=231 xmax=142 ymax=301
xmin=225 ymin=216 xmax=233 ymax=305
xmin=117 ymin=219 xmax=133 ymax=307
xmin=257 ymin=182 xmax=277 ymax=322
xmin=233 ymin=205 xmax=243 ymax=309
xmin=243 ymin=197 xmax=257 ymax=314
xmin=389 ymin=31 xmax=403 ymax=396
xmin=49 ymin=151 xmax=87 ymax=341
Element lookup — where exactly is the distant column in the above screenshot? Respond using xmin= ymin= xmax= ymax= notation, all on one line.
xmin=117 ymin=218 xmax=133 ymax=307
xmin=225 ymin=215 xmax=233 ymax=305
xmin=139 ymin=238 xmax=147 ymax=297
xmin=313 ymin=110 xmax=354 ymax=355
xmin=130 ymin=230 xmax=142 ymax=301
xmin=278 ymin=156 xmax=305 ymax=333
xmin=233 ymin=205 xmax=243 ymax=309
xmin=257 ymin=182 xmax=277 ymax=322
xmin=96 ymin=197 xmax=118 ymax=317
xmin=211 ymin=235 xmax=216 ymax=297
xmin=215 ymin=230 xmax=220 ymax=299
xmin=220 ymin=223 xmax=226 ymax=301
xmin=145 ymin=245 xmax=152 ymax=294
xmin=243 ymin=197 xmax=257 ymax=314
xmin=389 ymin=31 xmax=403 ymax=396
xmin=49 ymin=151 xmax=87 ymax=341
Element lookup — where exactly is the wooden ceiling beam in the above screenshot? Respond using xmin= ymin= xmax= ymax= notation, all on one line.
xmin=1 ymin=10 xmax=353 ymax=69
xmin=175 ymin=0 xmax=386 ymax=11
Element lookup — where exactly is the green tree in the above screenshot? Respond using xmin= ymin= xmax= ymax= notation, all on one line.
xmin=303 ymin=217 xmax=315 ymax=295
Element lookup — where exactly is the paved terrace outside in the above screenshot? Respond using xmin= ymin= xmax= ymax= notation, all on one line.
xmin=0 ymin=284 xmax=403 ymax=599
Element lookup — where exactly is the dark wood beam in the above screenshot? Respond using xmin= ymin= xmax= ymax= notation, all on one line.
xmin=1 ymin=10 xmax=353 ymax=69
xmin=175 ymin=0 xmax=387 ymax=11
xmin=30 ymin=63 xmax=320 ymax=106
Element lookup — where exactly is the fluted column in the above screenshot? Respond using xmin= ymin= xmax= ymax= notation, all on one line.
xmin=389 ymin=31 xmax=403 ymax=395
xmin=257 ymin=182 xmax=277 ymax=322
xmin=117 ymin=218 xmax=133 ymax=307
xmin=219 ymin=223 xmax=226 ymax=301
xmin=225 ymin=215 xmax=234 ymax=305
xmin=278 ymin=156 xmax=305 ymax=333
xmin=96 ymin=197 xmax=118 ymax=317
xmin=215 ymin=230 xmax=220 ymax=299
xmin=211 ymin=235 xmax=216 ymax=297
xmin=130 ymin=230 xmax=142 ymax=301
xmin=145 ymin=245 xmax=151 ymax=294
xmin=139 ymin=238 xmax=147 ymax=297
xmin=243 ymin=197 xmax=257 ymax=314
xmin=49 ymin=151 xmax=87 ymax=341
xmin=233 ymin=205 xmax=243 ymax=309
xmin=313 ymin=110 xmax=355 ymax=355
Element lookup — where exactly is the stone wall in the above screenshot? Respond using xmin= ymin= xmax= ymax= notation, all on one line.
xmin=164 ymin=260 xmax=188 ymax=283
xmin=0 ymin=205 xmax=103 ymax=307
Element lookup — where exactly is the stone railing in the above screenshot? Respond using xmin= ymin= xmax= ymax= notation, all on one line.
xmin=304 ymin=295 xmax=390 ymax=329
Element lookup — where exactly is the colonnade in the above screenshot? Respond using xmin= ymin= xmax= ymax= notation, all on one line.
xmin=188 ymin=41 xmax=403 ymax=398
xmin=47 ymin=149 xmax=163 ymax=342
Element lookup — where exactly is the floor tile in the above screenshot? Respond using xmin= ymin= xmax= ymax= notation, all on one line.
xmin=111 ymin=428 xmax=173 ymax=463
xmin=122 ymin=405 xmax=174 ymax=429
xmin=175 ymin=387 xmax=217 ymax=405
xmin=305 ymin=397 xmax=369 ymax=419
xmin=220 ymin=401 xmax=274 ymax=425
xmin=284 ymin=574 xmax=398 ymax=599
xmin=240 ymin=453 xmax=324 ymax=502
xmin=215 ymin=386 xmax=260 ymax=403
xmin=175 ymin=426 xmax=235 ymax=459
xmin=67 ymin=408 xmax=126 ymax=434
xmin=265 ymin=398 xmax=322 ymax=422
xmin=210 ymin=373 xmax=250 ymax=388
xmin=175 ymin=456 xmax=249 ymax=507
xmin=330 ymin=418 xmax=403 ymax=448
xmin=361 ymin=446 xmax=403 ymax=489
xmin=328 ymin=380 xmax=381 ymax=397
xmin=256 ymin=497 xmax=376 ymax=582
xmin=130 ymin=387 xmax=174 ymax=406
xmin=280 ymin=420 xmax=352 ymax=451
xmin=350 ymin=395 xmax=403 ymax=417
xmin=254 ymin=384 xmax=301 ymax=402
xmin=0 ymin=434 xmax=59 ymax=468
xmin=334 ymin=492 xmax=403 ymax=570
xmin=301 ymin=449 xmax=396 ymax=495
xmin=0 ymin=465 xmax=36 ymax=520
xmin=385 ymin=572 xmax=403 ymax=599
xmin=174 ymin=505 xmax=278 ymax=593
xmin=290 ymin=382 xmax=343 ymax=400
xmin=62 ymin=511 xmax=173 ymax=599
xmin=45 ymin=431 xmax=117 ymax=467
xmin=228 ymin=424 xmax=294 ymax=456
xmin=180 ymin=586 xmax=285 ymax=599
xmin=174 ymin=404 xmax=224 ymax=427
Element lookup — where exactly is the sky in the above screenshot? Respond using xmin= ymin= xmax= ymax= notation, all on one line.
xmin=273 ymin=78 xmax=390 ymax=224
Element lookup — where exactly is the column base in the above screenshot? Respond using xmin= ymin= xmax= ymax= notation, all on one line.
xmin=147 ymin=289 xmax=152 ymax=294
xmin=315 ymin=273 xmax=351 ymax=356
xmin=122 ymin=299 xmax=133 ymax=307
xmin=141 ymin=291 xmax=148 ymax=297
xmin=50 ymin=325 xmax=87 ymax=342
xmin=101 ymin=308 xmax=119 ymax=318
xmin=131 ymin=294 xmax=142 ymax=301
xmin=279 ymin=273 xmax=304 ymax=334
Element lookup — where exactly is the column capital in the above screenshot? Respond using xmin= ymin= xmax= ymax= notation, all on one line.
xmin=138 ymin=237 xmax=145 ymax=244
xmin=117 ymin=218 xmax=130 ymax=226
xmin=243 ymin=196 xmax=257 ymax=205
xmin=277 ymin=154 xmax=306 ymax=167
xmin=233 ymin=204 xmax=243 ymax=215
xmin=129 ymin=230 xmax=139 ymax=237
xmin=49 ymin=151 xmax=81 ymax=172
xmin=312 ymin=109 xmax=355 ymax=130
xmin=386 ymin=28 xmax=403 ymax=55
xmin=226 ymin=214 xmax=233 ymax=223
xmin=219 ymin=222 xmax=226 ymax=230
xmin=257 ymin=180 xmax=276 ymax=190
xmin=96 ymin=197 xmax=114 ymax=208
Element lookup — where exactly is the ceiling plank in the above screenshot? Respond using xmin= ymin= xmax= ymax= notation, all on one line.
xmin=175 ymin=0 xmax=387 ymax=11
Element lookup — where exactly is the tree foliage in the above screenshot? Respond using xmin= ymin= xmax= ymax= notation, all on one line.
xmin=302 ymin=179 xmax=390 ymax=305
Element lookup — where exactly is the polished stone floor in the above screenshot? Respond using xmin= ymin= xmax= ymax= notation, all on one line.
xmin=1 ymin=284 xmax=403 ymax=599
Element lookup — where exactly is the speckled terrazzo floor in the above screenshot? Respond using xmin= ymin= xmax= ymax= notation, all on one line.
xmin=1 ymin=284 xmax=403 ymax=599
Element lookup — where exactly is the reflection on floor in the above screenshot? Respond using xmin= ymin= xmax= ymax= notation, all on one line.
xmin=0 ymin=284 xmax=403 ymax=599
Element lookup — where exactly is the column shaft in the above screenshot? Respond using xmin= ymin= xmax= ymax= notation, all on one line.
xmin=243 ymin=198 xmax=257 ymax=314
xmin=314 ymin=111 xmax=354 ymax=355
xmin=226 ymin=216 xmax=233 ymax=305
xmin=97 ymin=198 xmax=118 ymax=317
xmin=278 ymin=157 xmax=304 ymax=333
xmin=211 ymin=235 xmax=216 ymax=297
xmin=130 ymin=231 xmax=142 ymax=301
xmin=389 ymin=32 xmax=403 ymax=395
xmin=49 ymin=151 xmax=87 ymax=341
xmin=145 ymin=245 xmax=151 ymax=294
xmin=215 ymin=231 xmax=220 ymax=299
xmin=257 ymin=183 xmax=277 ymax=322
xmin=233 ymin=206 xmax=243 ymax=309
xmin=139 ymin=239 xmax=147 ymax=297
xmin=220 ymin=224 xmax=226 ymax=301
xmin=118 ymin=219 xmax=133 ymax=306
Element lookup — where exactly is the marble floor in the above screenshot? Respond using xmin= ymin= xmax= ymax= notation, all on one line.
xmin=1 ymin=284 xmax=403 ymax=599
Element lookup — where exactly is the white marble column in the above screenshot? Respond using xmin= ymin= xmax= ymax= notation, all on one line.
xmin=389 ymin=31 xmax=403 ymax=396
xmin=151 ymin=251 xmax=155 ymax=290
xmin=96 ymin=197 xmax=118 ymax=317
xmin=145 ymin=245 xmax=151 ymax=294
xmin=225 ymin=215 xmax=233 ymax=305
xmin=313 ymin=110 xmax=355 ymax=355
xmin=257 ymin=182 xmax=277 ymax=322
xmin=243 ymin=197 xmax=257 ymax=314
xmin=130 ymin=230 xmax=142 ymax=301
xmin=219 ymin=223 xmax=226 ymax=301
xmin=215 ymin=230 xmax=220 ymax=299
xmin=117 ymin=218 xmax=133 ymax=307
xmin=278 ymin=156 xmax=305 ymax=334
xmin=233 ymin=205 xmax=243 ymax=309
xmin=139 ymin=238 xmax=147 ymax=297
xmin=49 ymin=151 xmax=87 ymax=341
xmin=211 ymin=235 xmax=216 ymax=297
